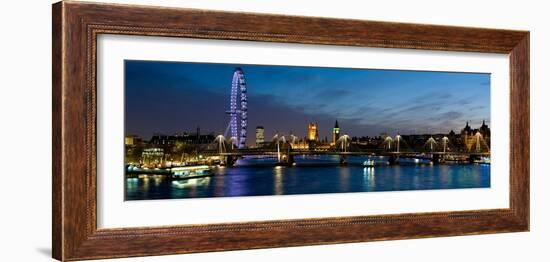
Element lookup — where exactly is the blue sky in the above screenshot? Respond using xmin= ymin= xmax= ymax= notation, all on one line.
xmin=125 ymin=60 xmax=490 ymax=140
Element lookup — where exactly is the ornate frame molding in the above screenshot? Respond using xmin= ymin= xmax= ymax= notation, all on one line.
xmin=53 ymin=1 xmax=529 ymax=260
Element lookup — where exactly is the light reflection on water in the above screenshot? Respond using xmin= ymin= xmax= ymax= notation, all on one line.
xmin=125 ymin=155 xmax=490 ymax=201
xmin=363 ymin=167 xmax=375 ymax=191
xmin=274 ymin=166 xmax=284 ymax=195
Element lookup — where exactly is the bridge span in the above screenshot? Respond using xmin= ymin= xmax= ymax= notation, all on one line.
xmin=212 ymin=149 xmax=490 ymax=166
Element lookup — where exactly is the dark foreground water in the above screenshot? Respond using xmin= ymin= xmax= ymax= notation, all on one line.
xmin=125 ymin=155 xmax=490 ymax=200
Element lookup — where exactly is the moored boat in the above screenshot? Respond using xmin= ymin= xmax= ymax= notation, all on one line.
xmin=474 ymin=156 xmax=491 ymax=165
xmin=363 ymin=160 xmax=375 ymax=167
xmin=170 ymin=165 xmax=212 ymax=180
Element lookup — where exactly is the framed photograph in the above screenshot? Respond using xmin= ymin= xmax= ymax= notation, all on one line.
xmin=52 ymin=1 xmax=529 ymax=261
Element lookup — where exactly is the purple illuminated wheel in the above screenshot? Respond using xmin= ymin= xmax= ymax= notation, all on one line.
xmin=225 ymin=68 xmax=247 ymax=148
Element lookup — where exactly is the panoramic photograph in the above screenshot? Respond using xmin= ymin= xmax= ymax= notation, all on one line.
xmin=124 ymin=60 xmax=491 ymax=201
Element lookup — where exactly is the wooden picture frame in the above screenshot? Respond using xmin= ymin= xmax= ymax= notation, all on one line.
xmin=52 ymin=1 xmax=529 ymax=261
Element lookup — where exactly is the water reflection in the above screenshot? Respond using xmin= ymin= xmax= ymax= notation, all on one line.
xmin=171 ymin=177 xmax=211 ymax=189
xmin=125 ymin=155 xmax=490 ymax=200
xmin=363 ymin=167 xmax=375 ymax=191
xmin=339 ymin=167 xmax=351 ymax=192
xmin=274 ymin=166 xmax=284 ymax=195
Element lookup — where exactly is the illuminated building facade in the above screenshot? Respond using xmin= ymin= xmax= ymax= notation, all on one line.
xmin=255 ymin=126 xmax=265 ymax=146
xmin=332 ymin=120 xmax=340 ymax=146
xmin=125 ymin=135 xmax=142 ymax=146
xmin=141 ymin=148 xmax=164 ymax=166
xmin=460 ymin=120 xmax=491 ymax=152
xmin=307 ymin=122 xmax=319 ymax=142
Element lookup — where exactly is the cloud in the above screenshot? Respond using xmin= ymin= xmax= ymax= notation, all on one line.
xmin=438 ymin=111 xmax=463 ymax=120
xmin=313 ymin=88 xmax=353 ymax=99
xmin=125 ymin=77 xmax=228 ymax=139
xmin=469 ymin=105 xmax=485 ymax=111
xmin=125 ymin=60 xmax=490 ymax=139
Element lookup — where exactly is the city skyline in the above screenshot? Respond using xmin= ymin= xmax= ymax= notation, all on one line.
xmin=125 ymin=60 xmax=490 ymax=141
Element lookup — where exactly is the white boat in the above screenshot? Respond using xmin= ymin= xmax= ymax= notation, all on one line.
xmin=363 ymin=160 xmax=375 ymax=167
xmin=170 ymin=165 xmax=212 ymax=180
xmin=474 ymin=157 xmax=491 ymax=165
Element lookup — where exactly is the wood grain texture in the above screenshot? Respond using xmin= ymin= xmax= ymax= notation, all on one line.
xmin=52 ymin=2 xmax=63 ymax=260
xmin=509 ymin=35 xmax=530 ymax=226
xmin=52 ymin=1 xmax=530 ymax=261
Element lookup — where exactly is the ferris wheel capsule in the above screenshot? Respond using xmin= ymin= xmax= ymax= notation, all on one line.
xmin=225 ymin=68 xmax=248 ymax=149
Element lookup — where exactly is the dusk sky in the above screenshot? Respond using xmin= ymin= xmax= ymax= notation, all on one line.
xmin=125 ymin=60 xmax=490 ymax=141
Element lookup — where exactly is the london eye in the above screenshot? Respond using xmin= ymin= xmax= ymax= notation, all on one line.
xmin=225 ymin=68 xmax=247 ymax=148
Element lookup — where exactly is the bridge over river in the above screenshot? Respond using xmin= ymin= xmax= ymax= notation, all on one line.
xmin=210 ymin=148 xmax=490 ymax=166
xmin=207 ymin=134 xmax=490 ymax=166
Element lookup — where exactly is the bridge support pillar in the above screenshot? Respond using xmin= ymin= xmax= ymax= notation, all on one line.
xmin=468 ymin=155 xmax=476 ymax=164
xmin=277 ymin=154 xmax=295 ymax=166
xmin=221 ymin=156 xmax=237 ymax=167
xmin=340 ymin=156 xmax=348 ymax=166
xmin=288 ymin=154 xmax=294 ymax=166
xmin=432 ymin=155 xmax=441 ymax=165
xmin=388 ymin=155 xmax=399 ymax=165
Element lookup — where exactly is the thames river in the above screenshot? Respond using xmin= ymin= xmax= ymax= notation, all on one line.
xmin=125 ymin=155 xmax=490 ymax=200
